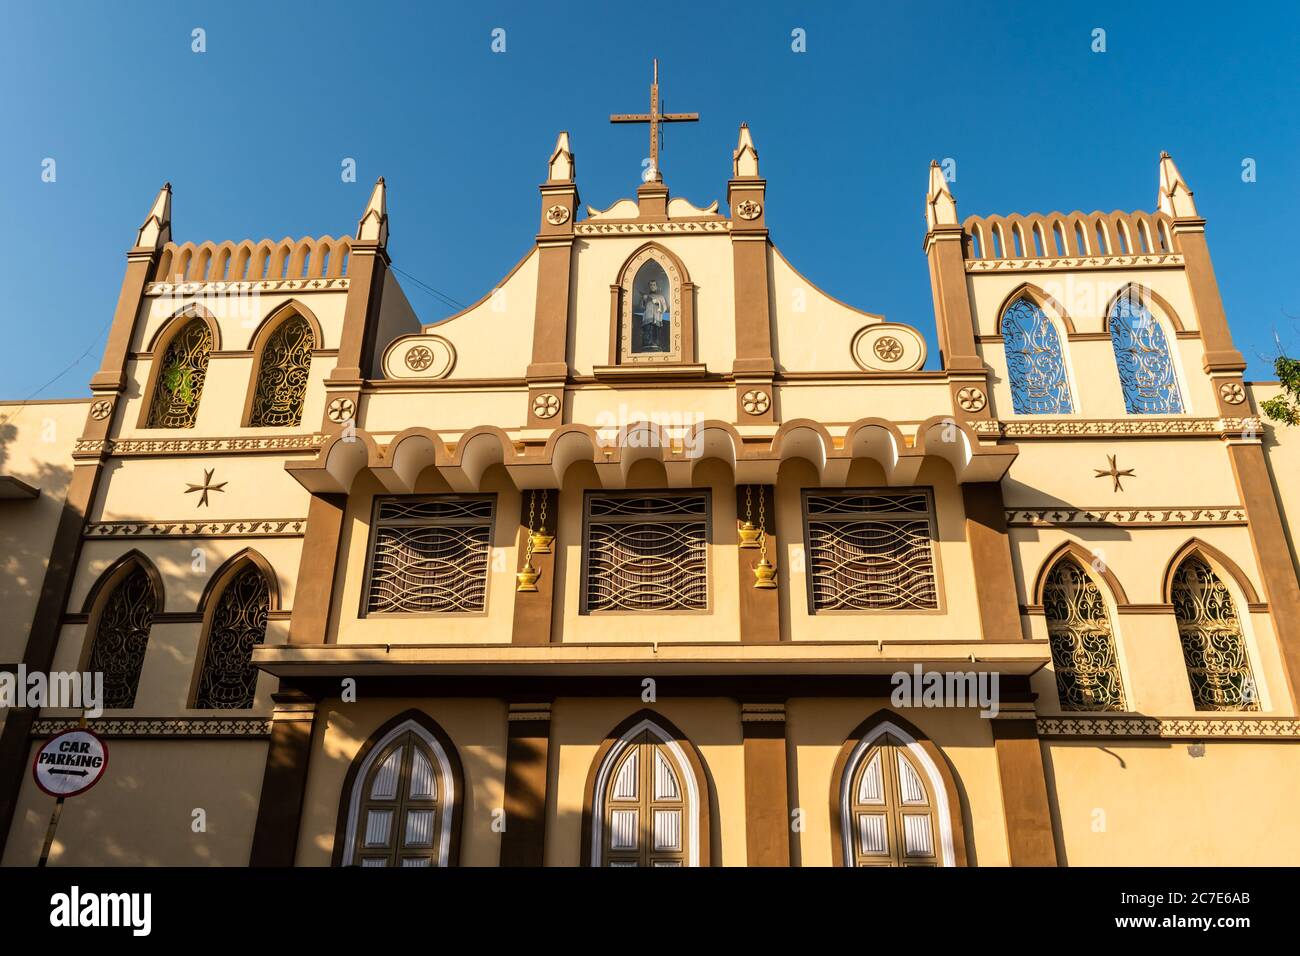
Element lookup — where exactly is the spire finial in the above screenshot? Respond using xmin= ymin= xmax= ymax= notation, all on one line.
xmin=548 ymin=131 xmax=575 ymax=183
xmin=1157 ymin=151 xmax=1198 ymax=217
xmin=733 ymin=123 xmax=759 ymax=178
xmin=925 ymin=160 xmax=958 ymax=230
xmin=135 ymin=182 xmax=172 ymax=250
xmin=356 ymin=176 xmax=388 ymax=244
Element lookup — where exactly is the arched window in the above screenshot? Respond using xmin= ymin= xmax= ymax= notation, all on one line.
xmin=85 ymin=562 xmax=158 ymax=709
xmin=585 ymin=713 xmax=707 ymax=867
xmin=248 ymin=313 xmax=314 ymax=427
xmin=1109 ymin=290 xmax=1183 ymax=414
xmin=339 ymin=715 xmax=463 ymax=867
xmin=193 ymin=564 xmax=269 ymax=709
xmin=1043 ymin=557 xmax=1126 ymax=710
xmin=146 ymin=318 xmax=213 ymax=428
xmin=1171 ymin=556 xmax=1259 ymax=711
xmin=831 ymin=714 xmax=965 ymax=867
xmin=1000 ymin=296 xmax=1073 ymax=414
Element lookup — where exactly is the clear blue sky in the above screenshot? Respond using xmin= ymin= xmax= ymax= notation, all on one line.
xmin=2 ymin=1 xmax=1297 ymax=397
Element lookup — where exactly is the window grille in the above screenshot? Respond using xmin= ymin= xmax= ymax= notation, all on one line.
xmin=584 ymin=494 xmax=708 ymax=612
xmin=364 ymin=497 xmax=495 ymax=614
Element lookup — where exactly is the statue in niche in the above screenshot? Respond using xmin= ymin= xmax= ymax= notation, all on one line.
xmin=632 ymin=261 xmax=671 ymax=354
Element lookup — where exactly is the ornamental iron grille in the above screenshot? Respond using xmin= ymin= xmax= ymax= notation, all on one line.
xmin=845 ymin=734 xmax=941 ymax=867
xmin=804 ymin=491 xmax=938 ymax=611
xmin=352 ymin=730 xmax=447 ymax=867
xmin=1043 ymin=558 xmax=1126 ymax=710
xmin=195 ymin=566 xmax=269 ymax=709
xmin=249 ymin=314 xmax=314 ymax=427
xmin=364 ymin=497 xmax=494 ymax=614
xmin=600 ymin=730 xmax=691 ymax=867
xmin=1001 ymin=297 xmax=1073 ymax=414
xmin=87 ymin=565 xmax=157 ymax=709
xmin=146 ymin=318 xmax=213 ymax=428
xmin=1171 ymin=556 xmax=1259 ymax=711
xmin=1109 ymin=292 xmax=1184 ymax=414
xmin=583 ymin=494 xmax=708 ymax=612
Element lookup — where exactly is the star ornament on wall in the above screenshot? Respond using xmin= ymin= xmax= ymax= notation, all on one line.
xmin=186 ymin=468 xmax=228 ymax=508
xmin=1094 ymin=455 xmax=1136 ymax=492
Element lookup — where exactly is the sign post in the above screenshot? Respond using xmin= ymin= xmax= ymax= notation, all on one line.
xmin=32 ymin=727 xmax=108 ymax=867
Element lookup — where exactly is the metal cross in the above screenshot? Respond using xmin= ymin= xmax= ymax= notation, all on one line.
xmin=1093 ymin=455 xmax=1136 ymax=493
xmin=610 ymin=59 xmax=699 ymax=183
xmin=185 ymin=468 xmax=228 ymax=508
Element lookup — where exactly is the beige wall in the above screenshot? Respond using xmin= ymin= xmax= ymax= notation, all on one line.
xmin=0 ymin=399 xmax=86 ymax=663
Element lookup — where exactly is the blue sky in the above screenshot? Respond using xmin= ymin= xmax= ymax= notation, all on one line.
xmin=2 ymin=1 xmax=1297 ymax=397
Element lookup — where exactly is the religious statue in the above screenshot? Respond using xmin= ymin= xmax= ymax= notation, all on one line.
xmin=636 ymin=278 xmax=670 ymax=352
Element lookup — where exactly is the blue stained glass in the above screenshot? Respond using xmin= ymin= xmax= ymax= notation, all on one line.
xmin=1110 ymin=293 xmax=1184 ymax=414
xmin=1000 ymin=297 xmax=1073 ymax=414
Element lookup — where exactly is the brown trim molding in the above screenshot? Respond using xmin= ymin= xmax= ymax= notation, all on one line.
xmin=741 ymin=702 xmax=791 ymax=866
xmin=249 ymin=690 xmax=318 ymax=866
xmin=32 ymin=717 xmax=271 ymax=739
xmin=500 ymin=701 xmax=552 ymax=866
xmin=288 ymin=493 xmax=346 ymax=645
xmin=1031 ymin=540 xmax=1131 ymax=606
xmin=962 ymin=483 xmax=1023 ymax=639
xmin=74 ymin=434 xmax=326 ymax=458
xmin=1038 ymin=716 xmax=1300 ymax=739
xmin=85 ymin=518 xmax=307 ymax=539
xmin=511 ymin=490 xmax=558 ymax=645
xmin=736 ymin=485 xmax=780 ymax=643
xmin=1007 ymin=507 xmax=1246 ymax=528
xmin=989 ymin=715 xmax=1059 ymax=866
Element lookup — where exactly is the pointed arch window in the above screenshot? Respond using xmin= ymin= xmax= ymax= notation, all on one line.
xmin=194 ymin=565 xmax=269 ymax=709
xmin=1171 ymin=556 xmax=1259 ymax=711
xmin=340 ymin=718 xmax=461 ymax=867
xmin=1043 ymin=558 xmax=1126 ymax=710
xmin=86 ymin=565 xmax=158 ymax=709
xmin=146 ymin=318 xmax=213 ymax=428
xmin=588 ymin=716 xmax=705 ymax=867
xmin=843 ymin=733 xmax=942 ymax=866
xmin=1109 ymin=291 xmax=1183 ymax=414
xmin=1000 ymin=296 xmax=1073 ymax=414
xmin=248 ymin=314 xmax=314 ymax=427
xmin=613 ymin=245 xmax=694 ymax=367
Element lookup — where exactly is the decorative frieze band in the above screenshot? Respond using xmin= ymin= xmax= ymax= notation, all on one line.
xmin=31 ymin=717 xmax=272 ymax=739
xmin=85 ymin=518 xmax=308 ymax=539
xmin=1007 ymin=507 xmax=1246 ymax=528
xmin=966 ymin=253 xmax=1183 ymax=273
xmin=74 ymin=433 xmax=327 ymax=457
xmin=575 ymin=220 xmax=731 ymax=236
xmin=969 ymin=417 xmax=1261 ymax=439
xmin=144 ymin=278 xmax=349 ymax=296
xmin=1037 ymin=716 xmax=1300 ymax=739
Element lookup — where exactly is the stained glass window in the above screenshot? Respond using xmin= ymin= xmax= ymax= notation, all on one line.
xmin=1109 ymin=292 xmax=1184 ymax=414
xmin=1001 ymin=297 xmax=1073 ymax=414
xmin=1171 ymin=556 xmax=1259 ymax=711
xmin=195 ymin=565 xmax=269 ymax=709
xmin=146 ymin=318 xmax=213 ymax=428
xmin=87 ymin=565 xmax=157 ymax=709
xmin=248 ymin=315 xmax=313 ymax=427
xmin=1043 ymin=558 xmax=1126 ymax=710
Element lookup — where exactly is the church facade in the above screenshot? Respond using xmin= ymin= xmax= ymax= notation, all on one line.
xmin=3 ymin=103 xmax=1300 ymax=866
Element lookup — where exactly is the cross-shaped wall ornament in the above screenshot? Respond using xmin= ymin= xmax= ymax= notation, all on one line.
xmin=185 ymin=468 xmax=228 ymax=508
xmin=610 ymin=59 xmax=699 ymax=183
xmin=1093 ymin=455 xmax=1136 ymax=492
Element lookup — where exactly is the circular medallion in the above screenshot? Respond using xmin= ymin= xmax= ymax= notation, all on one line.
xmin=405 ymin=345 xmax=434 ymax=372
xmin=873 ymin=336 xmax=904 ymax=363
xmin=89 ymin=399 xmax=113 ymax=421
xmin=546 ymin=204 xmax=570 ymax=225
xmin=736 ymin=200 xmax=762 ymax=221
xmin=741 ymin=389 xmax=771 ymax=416
xmin=532 ymin=393 xmax=560 ymax=419
xmin=1219 ymin=382 xmax=1246 ymax=405
xmin=956 ymin=387 xmax=987 ymax=413
xmin=327 ymin=397 xmax=356 ymax=423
